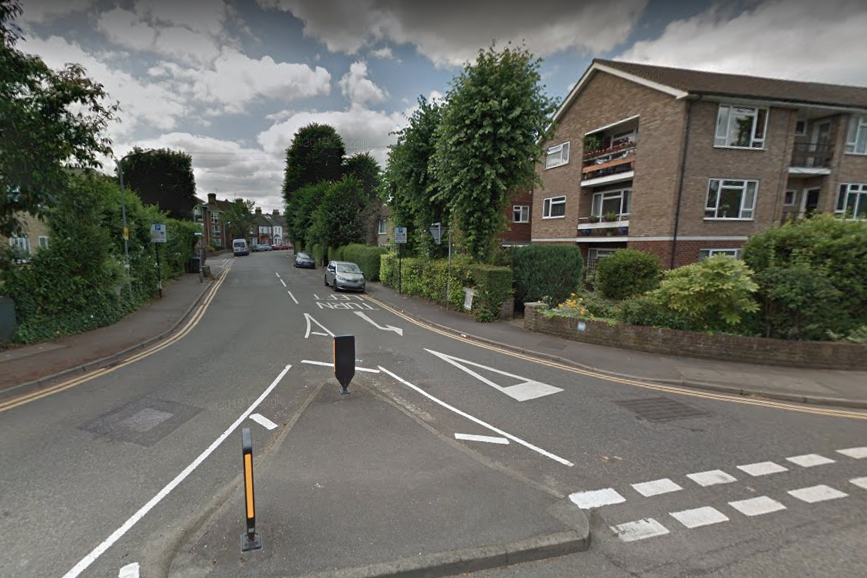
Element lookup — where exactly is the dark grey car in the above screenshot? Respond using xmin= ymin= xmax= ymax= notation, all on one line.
xmin=324 ymin=261 xmax=366 ymax=292
xmin=294 ymin=251 xmax=315 ymax=268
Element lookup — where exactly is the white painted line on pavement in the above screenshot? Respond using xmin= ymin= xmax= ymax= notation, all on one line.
xmin=455 ymin=433 xmax=510 ymax=445
xmin=686 ymin=470 xmax=737 ymax=487
xmin=275 ymin=272 xmax=281 ymax=278
xmin=379 ymin=366 xmax=574 ymax=467
xmin=837 ymin=447 xmax=867 ymax=459
xmin=61 ymin=365 xmax=292 ymax=578
xmin=850 ymin=477 xmax=867 ymax=490
xmin=670 ymin=506 xmax=729 ymax=529
xmin=304 ymin=313 xmax=335 ymax=339
xmin=287 ymin=291 xmax=299 ymax=304
xmin=632 ymin=478 xmax=682 ymax=497
xmin=788 ymin=485 xmax=848 ymax=503
xmin=737 ymin=461 xmax=788 ymax=477
xmin=280 ymin=278 xmax=286 ymax=287
xmin=356 ymin=312 xmax=403 ymax=336
xmin=569 ymin=488 xmax=625 ymax=509
xmin=786 ymin=454 xmax=835 ymax=468
xmin=250 ymin=413 xmax=278 ymax=430
xmin=311 ymin=332 xmax=329 ymax=336
xmin=611 ymin=518 xmax=669 ymax=542
xmin=301 ymin=360 xmax=380 ymax=373
xmin=118 ymin=562 xmax=139 ymax=578
xmin=728 ymin=496 xmax=786 ymax=517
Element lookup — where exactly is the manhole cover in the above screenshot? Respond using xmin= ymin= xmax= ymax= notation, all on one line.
xmin=615 ymin=396 xmax=710 ymax=422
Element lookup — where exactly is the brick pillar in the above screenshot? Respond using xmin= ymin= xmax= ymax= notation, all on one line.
xmin=524 ymin=302 xmax=544 ymax=331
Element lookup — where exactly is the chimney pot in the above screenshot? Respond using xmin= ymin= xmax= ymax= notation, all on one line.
xmin=207 ymin=193 xmax=216 ymax=203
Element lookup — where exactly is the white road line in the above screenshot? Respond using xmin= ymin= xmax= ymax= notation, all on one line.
xmin=569 ymin=488 xmax=626 ymax=509
xmin=379 ymin=366 xmax=574 ymax=467
xmin=280 ymin=278 xmax=286 ymax=287
xmin=851 ymin=477 xmax=867 ymax=490
xmin=788 ymin=485 xmax=848 ymax=503
xmin=611 ymin=519 xmax=669 ymax=542
xmin=275 ymin=272 xmax=281 ymax=278
xmin=729 ymin=496 xmax=787 ymax=517
xmin=686 ymin=470 xmax=738 ymax=487
xmin=356 ymin=312 xmax=404 ymax=336
xmin=737 ymin=461 xmax=788 ymax=476
xmin=118 ymin=562 xmax=139 ymax=578
xmin=300 ymin=360 xmax=380 ymax=373
xmin=287 ymin=291 xmax=299 ymax=304
xmin=311 ymin=332 xmax=329 ymax=336
xmin=455 ymin=433 xmax=510 ymax=445
xmin=61 ymin=365 xmax=292 ymax=578
xmin=786 ymin=454 xmax=835 ymax=468
xmin=250 ymin=413 xmax=278 ymax=430
xmin=837 ymin=447 xmax=867 ymax=459
xmin=670 ymin=507 xmax=729 ymax=529
xmin=304 ymin=313 xmax=335 ymax=339
xmin=632 ymin=478 xmax=682 ymax=497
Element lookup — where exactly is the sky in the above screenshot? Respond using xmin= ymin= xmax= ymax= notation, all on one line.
xmin=15 ymin=0 xmax=867 ymax=212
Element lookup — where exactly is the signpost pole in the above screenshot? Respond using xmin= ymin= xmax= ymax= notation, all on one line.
xmin=156 ymin=243 xmax=162 ymax=299
xmin=398 ymin=242 xmax=402 ymax=295
xmin=446 ymin=227 xmax=452 ymax=310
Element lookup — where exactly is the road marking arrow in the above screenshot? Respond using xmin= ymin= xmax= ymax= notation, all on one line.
xmin=355 ymin=312 xmax=403 ymax=336
xmin=425 ymin=349 xmax=563 ymax=401
xmin=304 ymin=313 xmax=335 ymax=339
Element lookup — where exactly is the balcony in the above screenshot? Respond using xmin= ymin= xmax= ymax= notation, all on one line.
xmin=789 ymin=142 xmax=833 ymax=176
xmin=577 ymin=216 xmax=630 ymax=239
xmin=582 ymin=142 xmax=636 ymax=187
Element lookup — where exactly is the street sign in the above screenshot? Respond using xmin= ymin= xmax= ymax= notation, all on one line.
xmin=150 ymin=223 xmax=167 ymax=243
xmin=394 ymin=227 xmax=407 ymax=244
xmin=429 ymin=222 xmax=442 ymax=245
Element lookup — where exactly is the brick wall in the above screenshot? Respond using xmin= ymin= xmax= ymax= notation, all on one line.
xmin=524 ymin=303 xmax=867 ymax=370
xmin=499 ymin=190 xmax=532 ymax=244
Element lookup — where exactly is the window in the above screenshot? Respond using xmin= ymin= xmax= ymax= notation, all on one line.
xmin=512 ymin=205 xmax=530 ymax=223
xmin=591 ymin=188 xmax=631 ymax=219
xmin=211 ymin=212 xmax=219 ymax=223
xmin=378 ymin=218 xmax=387 ymax=235
xmin=586 ymin=248 xmax=617 ymax=275
xmin=794 ymin=120 xmax=807 ymax=136
xmin=193 ymin=206 xmax=203 ymax=222
xmin=38 ymin=236 xmax=49 ymax=249
xmin=545 ymin=142 xmax=570 ymax=169
xmin=611 ymin=129 xmax=637 ymax=147
xmin=211 ymin=225 xmax=221 ymax=235
xmin=9 ymin=236 xmax=30 ymax=262
xmin=845 ymin=116 xmax=867 ymax=154
xmin=784 ymin=190 xmax=797 ymax=206
xmin=542 ymin=196 xmax=566 ymax=218
xmin=705 ymin=179 xmax=758 ymax=220
xmin=715 ymin=104 xmax=768 ymax=149
xmin=699 ymin=248 xmax=742 ymax=260
xmin=836 ymin=183 xmax=867 ymax=219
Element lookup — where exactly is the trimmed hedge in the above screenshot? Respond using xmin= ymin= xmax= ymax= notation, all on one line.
xmin=380 ymin=252 xmax=473 ymax=309
xmin=311 ymin=243 xmax=324 ymax=266
xmin=469 ymin=265 xmax=513 ymax=322
xmin=595 ymin=248 xmax=661 ymax=300
xmin=512 ymin=245 xmax=583 ymax=305
xmin=343 ymin=244 xmax=387 ymax=281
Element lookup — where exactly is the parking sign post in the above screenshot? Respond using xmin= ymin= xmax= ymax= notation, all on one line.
xmin=151 ymin=224 xmax=167 ymax=299
xmin=394 ymin=227 xmax=407 ymax=294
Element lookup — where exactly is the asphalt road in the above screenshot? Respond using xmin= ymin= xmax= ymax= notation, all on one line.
xmin=0 ymin=251 xmax=865 ymax=578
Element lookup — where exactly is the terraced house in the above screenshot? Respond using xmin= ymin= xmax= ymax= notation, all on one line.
xmin=532 ymin=59 xmax=867 ymax=273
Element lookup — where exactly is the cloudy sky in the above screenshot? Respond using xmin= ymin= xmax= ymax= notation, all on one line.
xmin=16 ymin=0 xmax=867 ymax=212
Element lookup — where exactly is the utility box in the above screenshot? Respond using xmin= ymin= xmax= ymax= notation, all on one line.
xmin=0 ymin=296 xmax=17 ymax=343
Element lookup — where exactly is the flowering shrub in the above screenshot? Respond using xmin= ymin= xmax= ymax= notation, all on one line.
xmin=542 ymin=292 xmax=595 ymax=320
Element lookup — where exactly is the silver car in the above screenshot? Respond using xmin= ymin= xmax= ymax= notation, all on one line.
xmin=324 ymin=261 xmax=366 ymax=292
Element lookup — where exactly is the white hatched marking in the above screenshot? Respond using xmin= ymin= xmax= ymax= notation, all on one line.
xmin=788 ymin=485 xmax=848 ymax=503
xmin=850 ymin=477 xmax=867 ymax=490
xmin=729 ymin=496 xmax=786 ymax=517
xmin=786 ymin=454 xmax=835 ymax=468
xmin=249 ymin=413 xmax=278 ymax=430
xmin=670 ymin=507 xmax=729 ymax=529
xmin=118 ymin=563 xmax=139 ymax=578
xmin=837 ymin=447 xmax=867 ymax=459
xmin=632 ymin=478 xmax=682 ymax=497
xmin=687 ymin=470 xmax=737 ymax=487
xmin=611 ymin=518 xmax=669 ymax=542
xmin=737 ymin=461 xmax=788 ymax=476
xmin=454 ymin=433 xmax=510 ymax=445
xmin=569 ymin=488 xmax=626 ymax=509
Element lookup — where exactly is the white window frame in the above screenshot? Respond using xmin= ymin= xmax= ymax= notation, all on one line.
xmin=211 ymin=212 xmax=219 ymax=224
xmin=591 ymin=188 xmax=632 ymax=219
xmin=378 ymin=218 xmax=387 ymax=235
xmin=794 ymin=120 xmax=807 ymax=136
xmin=9 ymin=236 xmax=30 ymax=262
xmin=38 ymin=235 xmax=49 ymax=249
xmin=211 ymin=225 xmax=221 ymax=235
xmin=512 ymin=205 xmax=530 ymax=223
xmin=715 ymin=104 xmax=768 ymax=149
xmin=705 ymin=179 xmax=758 ymax=220
xmin=845 ymin=116 xmax=867 ymax=155
xmin=542 ymin=196 xmax=566 ymax=219
xmin=836 ymin=183 xmax=867 ymax=219
xmin=784 ymin=190 xmax=797 ymax=206
xmin=586 ymin=248 xmax=618 ymax=275
xmin=545 ymin=142 xmax=570 ymax=169
xmin=699 ymin=248 xmax=742 ymax=260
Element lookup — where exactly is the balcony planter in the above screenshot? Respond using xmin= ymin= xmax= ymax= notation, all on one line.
xmin=603 ymin=213 xmax=619 ymax=223
xmin=589 ymin=215 xmax=602 ymax=223
xmin=618 ymin=226 xmax=629 ymax=234
xmin=580 ymin=228 xmax=593 ymax=236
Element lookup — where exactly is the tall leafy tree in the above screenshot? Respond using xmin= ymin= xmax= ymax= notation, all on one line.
xmin=282 ymin=123 xmax=345 ymax=204
xmin=344 ymin=152 xmax=382 ymax=245
xmin=221 ymin=199 xmax=257 ymax=241
xmin=0 ymin=0 xmax=119 ymax=239
xmin=286 ymin=181 xmax=329 ymax=248
xmin=119 ymin=147 xmax=197 ymax=220
xmin=432 ymin=43 xmax=558 ymax=260
xmin=308 ymin=176 xmax=366 ymax=250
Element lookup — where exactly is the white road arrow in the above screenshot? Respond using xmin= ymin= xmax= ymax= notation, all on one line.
xmin=304 ymin=313 xmax=335 ymax=339
xmin=426 ymin=349 xmax=563 ymax=401
xmin=355 ymin=312 xmax=403 ymax=336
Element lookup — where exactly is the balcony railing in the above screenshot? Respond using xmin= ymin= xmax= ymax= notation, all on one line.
xmin=790 ymin=142 xmax=833 ymax=169
xmin=582 ymin=142 xmax=636 ymax=183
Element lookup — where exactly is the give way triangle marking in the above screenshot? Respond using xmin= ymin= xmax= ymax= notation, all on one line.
xmin=425 ymin=349 xmax=563 ymax=402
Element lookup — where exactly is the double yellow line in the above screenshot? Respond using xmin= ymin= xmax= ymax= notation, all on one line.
xmin=0 ymin=268 xmax=230 ymax=414
xmin=364 ymin=295 xmax=867 ymax=422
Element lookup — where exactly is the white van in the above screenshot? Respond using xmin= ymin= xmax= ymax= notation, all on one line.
xmin=232 ymin=239 xmax=249 ymax=256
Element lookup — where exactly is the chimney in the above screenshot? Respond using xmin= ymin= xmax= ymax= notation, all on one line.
xmin=207 ymin=193 xmax=216 ymax=204
xmin=272 ymin=209 xmax=279 ymax=215
xmin=255 ymin=207 xmax=262 ymax=214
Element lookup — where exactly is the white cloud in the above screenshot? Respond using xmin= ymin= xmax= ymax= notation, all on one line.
xmin=370 ymin=46 xmax=399 ymax=62
xmin=618 ymin=0 xmax=867 ymax=86
xmin=256 ymin=0 xmax=648 ymax=66
xmin=338 ymin=61 xmax=388 ymax=105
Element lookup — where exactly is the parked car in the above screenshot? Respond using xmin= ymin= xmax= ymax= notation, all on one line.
xmin=324 ymin=261 xmax=366 ymax=292
xmin=294 ymin=251 xmax=315 ymax=268
xmin=271 ymin=243 xmax=292 ymax=251
xmin=232 ymin=239 xmax=249 ymax=256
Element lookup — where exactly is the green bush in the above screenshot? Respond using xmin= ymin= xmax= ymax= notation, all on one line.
xmin=595 ymin=248 xmax=661 ymax=300
xmin=311 ymin=243 xmax=324 ymax=266
xmin=380 ymin=251 xmax=398 ymax=286
xmin=512 ymin=245 xmax=583 ymax=305
xmin=578 ymin=290 xmax=618 ymax=320
xmin=379 ymin=251 xmax=474 ymax=309
xmin=469 ymin=265 xmax=513 ymax=322
xmin=616 ymin=294 xmax=692 ymax=330
xmin=343 ymin=244 xmax=387 ymax=281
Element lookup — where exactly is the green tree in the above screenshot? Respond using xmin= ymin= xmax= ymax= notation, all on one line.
xmin=118 ymin=148 xmax=197 ymax=220
xmin=287 ymin=181 xmax=330 ymax=248
xmin=308 ymin=176 xmax=366 ymax=250
xmin=282 ymin=123 xmax=345 ymax=204
xmin=0 ymin=0 xmax=119 ymax=239
xmin=221 ymin=199 xmax=257 ymax=241
xmin=344 ymin=152 xmax=382 ymax=245
xmin=432 ymin=43 xmax=558 ymax=260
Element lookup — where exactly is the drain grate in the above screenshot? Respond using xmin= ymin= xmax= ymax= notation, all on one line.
xmin=615 ymin=396 xmax=710 ymax=422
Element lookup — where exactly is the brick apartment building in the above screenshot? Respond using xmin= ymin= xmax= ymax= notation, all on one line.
xmin=532 ymin=59 xmax=867 ymax=274
xmin=193 ymin=193 xmax=236 ymax=249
